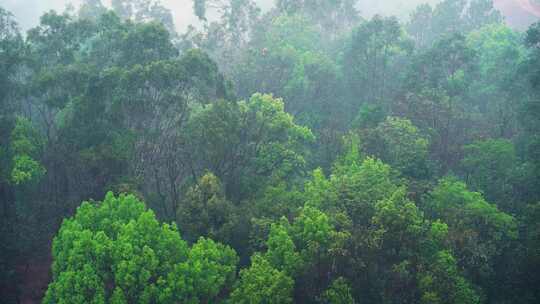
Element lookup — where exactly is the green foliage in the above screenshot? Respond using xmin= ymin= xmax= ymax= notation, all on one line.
xmin=402 ymin=33 xmax=480 ymax=172
xmin=466 ymin=24 xmax=527 ymax=137
xmin=44 ymin=192 xmax=238 ymax=303
xmin=159 ymin=237 xmax=238 ymax=303
xmin=235 ymin=14 xmax=341 ymax=128
xmin=10 ymin=155 xmax=46 ymax=185
xmin=290 ymin=206 xmax=334 ymax=261
xmin=185 ymin=93 xmax=314 ymax=199
xmin=343 ymin=16 xmax=412 ymax=109
xmin=322 ymin=277 xmax=355 ymax=304
xmin=2 ymin=2 xmax=540 ymax=303
xmin=427 ymin=177 xmax=517 ymax=297
xmin=353 ymin=103 xmax=386 ymax=129
xmin=363 ymin=116 xmax=430 ymax=179
xmin=429 ymin=177 xmax=517 ymax=241
xmin=406 ymin=33 xmax=476 ymax=97
xmin=407 ymin=0 xmax=501 ymax=48
xmin=9 ymin=117 xmax=46 ymax=185
xmin=372 ymin=188 xmax=424 ymax=251
xmin=521 ymin=202 xmax=540 ymax=300
xmin=110 ymin=0 xmax=175 ymax=33
xmin=521 ymin=22 xmax=540 ymax=203
xmin=419 ymin=250 xmax=480 ymax=304
xmin=461 ymin=139 xmax=518 ymax=210
xmin=229 ymin=254 xmax=294 ymax=304
xmin=276 ymin=0 xmax=359 ymax=34
xmin=178 ymin=172 xmax=237 ymax=243
xmin=265 ymin=221 xmax=302 ymax=275
xmin=467 ymin=24 xmax=526 ymax=80
xmin=331 ymin=157 xmax=399 ymax=226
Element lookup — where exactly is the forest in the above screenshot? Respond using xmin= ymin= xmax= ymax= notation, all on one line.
xmin=1 ymin=0 xmax=540 ymax=303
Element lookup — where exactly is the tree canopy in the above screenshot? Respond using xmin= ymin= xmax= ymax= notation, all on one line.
xmin=1 ymin=1 xmax=539 ymax=303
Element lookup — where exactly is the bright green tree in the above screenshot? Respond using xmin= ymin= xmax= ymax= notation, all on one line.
xmin=44 ymin=192 xmax=238 ymax=303
xmin=265 ymin=220 xmax=302 ymax=275
xmin=229 ymin=254 xmax=294 ymax=304
xmin=9 ymin=117 xmax=46 ymax=185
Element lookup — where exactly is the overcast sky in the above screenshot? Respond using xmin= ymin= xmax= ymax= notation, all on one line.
xmin=0 ymin=0 xmax=446 ymax=33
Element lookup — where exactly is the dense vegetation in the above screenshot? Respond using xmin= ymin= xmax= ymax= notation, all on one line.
xmin=1 ymin=0 xmax=540 ymax=303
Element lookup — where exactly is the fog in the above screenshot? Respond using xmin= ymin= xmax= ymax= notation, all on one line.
xmin=3 ymin=0 xmax=540 ymax=303
xmin=1 ymin=0 xmax=443 ymax=33
xmin=0 ymin=0 xmax=200 ymax=31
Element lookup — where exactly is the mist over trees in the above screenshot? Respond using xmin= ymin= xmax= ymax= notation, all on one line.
xmin=1 ymin=0 xmax=540 ymax=303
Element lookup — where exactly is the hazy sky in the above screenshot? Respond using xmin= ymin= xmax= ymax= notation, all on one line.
xmin=0 ymin=0 xmax=202 ymax=31
xmin=0 ymin=0 xmax=446 ymax=33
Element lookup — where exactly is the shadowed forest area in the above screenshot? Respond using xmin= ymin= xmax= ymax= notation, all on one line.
xmin=1 ymin=0 xmax=540 ymax=303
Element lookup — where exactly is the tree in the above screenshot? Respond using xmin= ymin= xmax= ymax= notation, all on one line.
xmin=400 ymin=34 xmax=478 ymax=173
xmin=464 ymin=0 xmax=502 ymax=32
xmin=0 ymin=10 xmax=42 ymax=302
xmin=330 ymin=156 xmax=399 ymax=227
xmin=190 ymin=0 xmax=261 ymax=75
xmin=287 ymin=205 xmax=349 ymax=302
xmin=427 ymin=177 xmax=517 ymax=300
xmin=235 ymin=14 xmax=341 ymax=125
xmin=520 ymin=202 xmax=540 ymax=301
xmin=408 ymin=0 xmax=502 ymax=48
xmin=361 ymin=116 xmax=430 ymax=179
xmin=111 ymin=0 xmax=175 ymax=34
xmin=0 ymin=7 xmax=26 ymax=183
xmin=264 ymin=221 xmax=302 ymax=276
xmin=276 ymin=0 xmax=360 ymax=38
xmin=177 ymin=172 xmax=237 ymax=244
xmin=229 ymin=11 xmax=346 ymax=168
xmin=44 ymin=192 xmax=238 ymax=303
xmin=298 ymin=151 xmax=476 ymax=304
xmin=78 ymin=0 xmax=108 ymax=21
xmin=343 ymin=16 xmax=413 ymax=112
xmin=184 ymin=93 xmax=314 ymax=200
xmin=2 ymin=1 xmax=539 ymax=303
xmin=0 ymin=7 xmax=24 ymax=121
xmin=8 ymin=117 xmax=46 ymax=185
xmin=322 ymin=277 xmax=355 ymax=304
xmin=466 ymin=24 xmax=527 ymax=138
xmin=418 ymin=250 xmax=480 ymax=304
xmin=158 ymin=237 xmax=238 ymax=304
xmin=520 ymin=22 xmax=540 ymax=203
xmin=229 ymin=254 xmax=294 ymax=304
xmin=430 ymin=0 xmax=467 ymax=36
xmin=290 ymin=206 xmax=336 ymax=264
xmin=407 ymin=4 xmax=435 ymax=48
xmin=460 ymin=139 xmax=518 ymax=211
